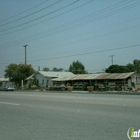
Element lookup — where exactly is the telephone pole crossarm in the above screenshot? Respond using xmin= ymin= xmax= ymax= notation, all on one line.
xmin=109 ymin=55 xmax=115 ymax=65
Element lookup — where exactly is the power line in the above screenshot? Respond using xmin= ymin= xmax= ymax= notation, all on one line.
xmin=35 ymin=1 xmax=140 ymax=39
xmin=0 ymin=0 xmax=135 ymax=34
xmin=0 ymin=0 xmax=63 ymax=27
xmin=1 ymin=32 xmax=140 ymax=63
xmin=24 ymin=44 xmax=140 ymax=62
xmin=0 ymin=0 xmax=49 ymax=22
xmin=1 ymin=0 xmax=139 ymax=49
xmin=0 ymin=17 xmax=140 ymax=57
xmin=0 ymin=16 xmax=140 ymax=59
xmin=2 ymin=44 xmax=140 ymax=70
xmin=0 ymin=0 xmax=94 ymax=36
xmin=0 ymin=0 xmax=80 ymax=33
xmin=0 ymin=0 xmax=139 ymax=58
xmin=0 ymin=22 xmax=139 ymax=59
xmin=0 ymin=0 xmax=138 ymax=46
xmin=25 ymin=24 xmax=140 ymax=56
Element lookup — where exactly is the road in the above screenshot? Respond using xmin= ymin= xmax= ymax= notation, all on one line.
xmin=0 ymin=91 xmax=140 ymax=140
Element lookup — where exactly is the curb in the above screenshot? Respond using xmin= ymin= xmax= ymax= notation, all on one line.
xmin=14 ymin=90 xmax=140 ymax=95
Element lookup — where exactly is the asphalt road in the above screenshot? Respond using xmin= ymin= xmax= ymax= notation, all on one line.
xmin=0 ymin=91 xmax=140 ymax=140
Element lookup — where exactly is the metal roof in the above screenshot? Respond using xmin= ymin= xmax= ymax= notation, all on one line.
xmin=0 ymin=77 xmax=9 ymax=82
xmin=25 ymin=74 xmax=35 ymax=80
xmin=52 ymin=72 xmax=136 ymax=81
xmin=52 ymin=75 xmax=74 ymax=81
xmin=37 ymin=71 xmax=74 ymax=78
xmin=95 ymin=72 xmax=135 ymax=80
xmin=70 ymin=74 xmax=101 ymax=80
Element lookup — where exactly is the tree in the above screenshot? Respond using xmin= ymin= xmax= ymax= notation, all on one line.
xmin=105 ymin=59 xmax=140 ymax=73
xmin=4 ymin=64 xmax=18 ymax=80
xmin=52 ymin=67 xmax=64 ymax=72
xmin=4 ymin=64 xmax=35 ymax=85
xmin=105 ymin=65 xmax=131 ymax=73
xmin=69 ymin=60 xmax=88 ymax=74
xmin=126 ymin=63 xmax=136 ymax=72
xmin=133 ymin=59 xmax=140 ymax=72
xmin=42 ymin=67 xmax=50 ymax=71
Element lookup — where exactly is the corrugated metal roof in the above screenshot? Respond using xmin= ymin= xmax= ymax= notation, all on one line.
xmin=0 ymin=77 xmax=9 ymax=82
xmin=95 ymin=72 xmax=135 ymax=79
xmin=52 ymin=72 xmax=136 ymax=81
xmin=52 ymin=75 xmax=74 ymax=81
xmin=38 ymin=71 xmax=74 ymax=78
xmin=25 ymin=74 xmax=35 ymax=80
xmin=70 ymin=74 xmax=100 ymax=80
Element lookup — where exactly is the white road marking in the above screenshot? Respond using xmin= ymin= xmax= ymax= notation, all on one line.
xmin=0 ymin=102 xmax=20 ymax=106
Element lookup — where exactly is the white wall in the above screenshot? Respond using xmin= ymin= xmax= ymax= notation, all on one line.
xmin=130 ymin=73 xmax=140 ymax=89
xmin=34 ymin=73 xmax=53 ymax=87
xmin=135 ymin=73 xmax=140 ymax=89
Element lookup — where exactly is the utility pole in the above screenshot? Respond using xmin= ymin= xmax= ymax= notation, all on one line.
xmin=38 ymin=66 xmax=40 ymax=71
xmin=109 ymin=55 xmax=115 ymax=65
xmin=23 ymin=45 xmax=28 ymax=65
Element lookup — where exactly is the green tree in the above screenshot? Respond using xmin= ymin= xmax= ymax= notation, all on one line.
xmin=5 ymin=64 xmax=35 ymax=84
xmin=4 ymin=64 xmax=18 ymax=80
xmin=133 ymin=59 xmax=140 ymax=72
xmin=69 ymin=60 xmax=88 ymax=74
xmin=105 ymin=59 xmax=140 ymax=73
xmin=42 ymin=67 xmax=50 ymax=71
xmin=126 ymin=63 xmax=136 ymax=72
xmin=52 ymin=67 xmax=64 ymax=72
xmin=105 ymin=65 xmax=131 ymax=73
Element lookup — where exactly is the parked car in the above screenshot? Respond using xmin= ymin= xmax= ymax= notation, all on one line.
xmin=0 ymin=86 xmax=7 ymax=91
xmin=0 ymin=85 xmax=15 ymax=91
xmin=6 ymin=86 xmax=15 ymax=91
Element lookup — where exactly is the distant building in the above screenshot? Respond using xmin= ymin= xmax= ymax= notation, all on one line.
xmin=26 ymin=71 xmax=74 ymax=88
xmin=0 ymin=77 xmax=13 ymax=86
xmin=52 ymin=72 xmax=140 ymax=91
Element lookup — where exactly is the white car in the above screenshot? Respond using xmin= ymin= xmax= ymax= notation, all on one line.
xmin=6 ymin=86 xmax=15 ymax=91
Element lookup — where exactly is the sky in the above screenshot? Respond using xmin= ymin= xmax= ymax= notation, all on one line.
xmin=0 ymin=0 xmax=140 ymax=76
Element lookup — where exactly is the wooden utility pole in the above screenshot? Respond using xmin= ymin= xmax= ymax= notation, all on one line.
xmin=109 ymin=55 xmax=115 ymax=65
xmin=23 ymin=45 xmax=28 ymax=65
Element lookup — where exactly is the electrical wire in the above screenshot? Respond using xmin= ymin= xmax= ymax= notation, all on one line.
xmin=0 ymin=0 xmax=94 ymax=36
xmin=0 ymin=0 xmax=139 ymax=63
xmin=0 ymin=0 xmax=63 ymax=27
xmin=12 ymin=23 xmax=140 ymax=57
xmin=1 ymin=43 xmax=140 ymax=66
xmin=0 ymin=0 xmax=80 ymax=32
xmin=1 ymin=1 xmax=139 ymax=72
xmin=0 ymin=0 xmax=49 ymax=22
xmin=1 ymin=19 xmax=139 ymax=56
xmin=9 ymin=44 xmax=140 ymax=63
xmin=29 ymin=1 xmax=140 ymax=40
xmin=0 ymin=0 xmax=138 ymax=47
xmin=0 ymin=0 xmax=131 ymax=34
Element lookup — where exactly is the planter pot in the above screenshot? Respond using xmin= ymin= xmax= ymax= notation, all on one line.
xmin=61 ymin=87 xmax=65 ymax=91
xmin=67 ymin=86 xmax=73 ymax=91
xmin=87 ymin=86 xmax=93 ymax=92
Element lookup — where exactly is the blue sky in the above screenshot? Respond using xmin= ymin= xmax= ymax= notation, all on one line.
xmin=0 ymin=0 xmax=140 ymax=75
